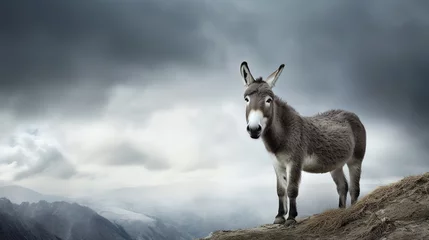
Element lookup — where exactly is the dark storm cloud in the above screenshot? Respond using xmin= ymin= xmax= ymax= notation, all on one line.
xmin=290 ymin=1 xmax=429 ymax=129
xmin=225 ymin=1 xmax=429 ymax=120
xmin=0 ymin=0 xmax=217 ymax=119
xmin=3 ymin=0 xmax=427 ymax=125
xmin=282 ymin=0 xmax=429 ymax=172
xmin=218 ymin=0 xmax=429 ymax=176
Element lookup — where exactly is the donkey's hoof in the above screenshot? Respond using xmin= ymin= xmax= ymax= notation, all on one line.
xmin=284 ymin=219 xmax=297 ymax=227
xmin=273 ymin=216 xmax=286 ymax=224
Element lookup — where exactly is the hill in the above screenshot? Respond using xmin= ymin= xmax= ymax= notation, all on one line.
xmin=199 ymin=172 xmax=429 ymax=240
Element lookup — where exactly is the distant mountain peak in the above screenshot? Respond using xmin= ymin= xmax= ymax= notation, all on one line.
xmin=0 ymin=185 xmax=68 ymax=204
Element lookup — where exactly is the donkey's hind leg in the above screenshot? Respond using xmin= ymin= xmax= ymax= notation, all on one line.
xmin=330 ymin=167 xmax=348 ymax=208
xmin=347 ymin=157 xmax=363 ymax=205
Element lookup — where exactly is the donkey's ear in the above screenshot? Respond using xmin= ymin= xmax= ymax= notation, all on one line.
xmin=265 ymin=64 xmax=285 ymax=88
xmin=240 ymin=61 xmax=255 ymax=86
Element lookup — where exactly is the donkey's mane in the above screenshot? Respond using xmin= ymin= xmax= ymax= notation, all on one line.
xmin=274 ymin=95 xmax=298 ymax=116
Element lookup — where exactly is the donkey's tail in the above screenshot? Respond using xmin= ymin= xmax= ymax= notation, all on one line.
xmin=345 ymin=112 xmax=367 ymax=161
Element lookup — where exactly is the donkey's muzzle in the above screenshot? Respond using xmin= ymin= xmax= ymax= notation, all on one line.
xmin=247 ymin=124 xmax=262 ymax=139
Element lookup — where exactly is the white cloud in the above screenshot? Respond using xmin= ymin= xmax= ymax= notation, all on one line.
xmin=0 ymin=126 xmax=76 ymax=181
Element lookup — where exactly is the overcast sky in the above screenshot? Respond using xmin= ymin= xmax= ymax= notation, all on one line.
xmin=1 ymin=0 xmax=428 ymax=221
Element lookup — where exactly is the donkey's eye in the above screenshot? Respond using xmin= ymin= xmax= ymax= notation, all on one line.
xmin=245 ymin=96 xmax=250 ymax=102
xmin=266 ymin=98 xmax=272 ymax=103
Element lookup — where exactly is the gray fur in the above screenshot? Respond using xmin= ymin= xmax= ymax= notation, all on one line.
xmin=239 ymin=61 xmax=367 ymax=225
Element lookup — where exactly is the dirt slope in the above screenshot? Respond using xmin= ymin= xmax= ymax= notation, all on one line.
xmin=199 ymin=172 xmax=429 ymax=240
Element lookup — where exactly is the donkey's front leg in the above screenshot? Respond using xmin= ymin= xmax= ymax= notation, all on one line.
xmin=273 ymin=164 xmax=287 ymax=224
xmin=285 ymin=162 xmax=302 ymax=226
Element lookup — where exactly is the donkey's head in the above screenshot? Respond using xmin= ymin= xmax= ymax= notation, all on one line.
xmin=239 ymin=61 xmax=285 ymax=139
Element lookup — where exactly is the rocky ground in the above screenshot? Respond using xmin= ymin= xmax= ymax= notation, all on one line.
xmin=199 ymin=172 xmax=429 ymax=240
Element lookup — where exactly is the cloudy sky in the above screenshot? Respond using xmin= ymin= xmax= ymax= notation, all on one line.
xmin=1 ymin=0 xmax=428 ymax=221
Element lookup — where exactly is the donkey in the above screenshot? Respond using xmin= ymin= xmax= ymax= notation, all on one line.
xmin=239 ymin=61 xmax=366 ymax=226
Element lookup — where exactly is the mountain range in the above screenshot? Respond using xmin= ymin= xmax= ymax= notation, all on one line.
xmin=0 ymin=186 xmax=193 ymax=240
xmin=0 ymin=197 xmax=133 ymax=240
xmin=0 ymin=185 xmax=266 ymax=240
